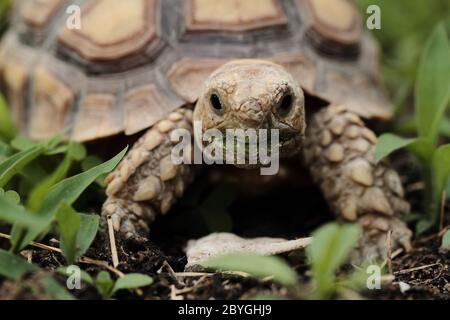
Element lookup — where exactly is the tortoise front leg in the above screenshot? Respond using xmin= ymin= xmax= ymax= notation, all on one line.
xmin=101 ymin=107 xmax=196 ymax=240
xmin=302 ymin=105 xmax=412 ymax=264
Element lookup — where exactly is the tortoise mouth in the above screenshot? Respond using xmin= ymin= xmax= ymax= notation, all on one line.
xmin=200 ymin=129 xmax=300 ymax=167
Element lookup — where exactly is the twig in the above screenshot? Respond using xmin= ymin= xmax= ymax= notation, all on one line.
xmin=0 ymin=232 xmax=123 ymax=276
xmin=174 ymin=272 xmax=214 ymax=278
xmin=393 ymin=263 xmax=440 ymax=275
xmin=0 ymin=232 xmax=144 ymax=296
xmin=0 ymin=232 xmax=62 ymax=253
xmin=79 ymin=256 xmax=124 ymax=277
xmin=107 ymin=216 xmax=120 ymax=268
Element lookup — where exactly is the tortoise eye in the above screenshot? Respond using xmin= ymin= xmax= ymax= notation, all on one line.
xmin=210 ymin=94 xmax=223 ymax=113
xmin=278 ymin=94 xmax=293 ymax=115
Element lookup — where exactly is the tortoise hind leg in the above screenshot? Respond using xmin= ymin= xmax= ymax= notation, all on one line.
xmin=302 ymin=105 xmax=412 ymax=264
xmin=101 ymin=107 xmax=196 ymax=240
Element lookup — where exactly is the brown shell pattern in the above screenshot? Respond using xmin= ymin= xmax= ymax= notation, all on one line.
xmin=0 ymin=0 xmax=391 ymax=142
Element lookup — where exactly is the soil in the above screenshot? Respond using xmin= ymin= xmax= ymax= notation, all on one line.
xmin=0 ymin=153 xmax=449 ymax=300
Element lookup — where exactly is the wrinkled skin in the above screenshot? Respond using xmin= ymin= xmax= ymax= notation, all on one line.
xmin=193 ymin=60 xmax=306 ymax=164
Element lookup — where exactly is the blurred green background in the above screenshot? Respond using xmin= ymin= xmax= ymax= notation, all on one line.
xmin=355 ymin=0 xmax=450 ymax=108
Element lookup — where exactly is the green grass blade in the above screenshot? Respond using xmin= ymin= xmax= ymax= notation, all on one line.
xmin=55 ymin=203 xmax=81 ymax=265
xmin=415 ymin=23 xmax=450 ymax=144
xmin=202 ymin=253 xmax=297 ymax=286
xmin=14 ymin=147 xmax=127 ymax=251
xmin=0 ymin=144 xmax=45 ymax=188
xmin=0 ymin=249 xmax=39 ymax=280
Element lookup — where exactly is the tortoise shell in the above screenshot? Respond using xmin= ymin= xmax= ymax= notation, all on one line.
xmin=0 ymin=0 xmax=390 ymax=142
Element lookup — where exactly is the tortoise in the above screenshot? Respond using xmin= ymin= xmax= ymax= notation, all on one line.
xmin=0 ymin=0 xmax=412 ymax=263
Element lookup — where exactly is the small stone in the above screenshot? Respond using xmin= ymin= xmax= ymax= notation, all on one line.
xmin=144 ymin=130 xmax=163 ymax=150
xmin=352 ymin=138 xmax=370 ymax=153
xmin=168 ymin=112 xmax=183 ymax=121
xmin=398 ymin=282 xmax=411 ymax=294
xmin=348 ymin=159 xmax=373 ymax=186
xmin=325 ymin=144 xmax=344 ymax=162
xmin=160 ymin=156 xmax=178 ymax=181
xmin=157 ymin=120 xmax=174 ymax=133
xmin=361 ymin=187 xmax=393 ymax=216
xmin=133 ymin=176 xmax=161 ymax=201
xmin=320 ymin=130 xmax=332 ymax=146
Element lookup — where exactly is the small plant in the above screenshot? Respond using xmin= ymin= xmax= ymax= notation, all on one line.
xmin=375 ymin=23 xmax=450 ymax=233
xmin=0 ymin=92 xmax=127 ymax=264
xmin=201 ymin=222 xmax=370 ymax=299
xmin=0 ymin=249 xmax=74 ymax=300
xmin=57 ymin=268 xmax=154 ymax=299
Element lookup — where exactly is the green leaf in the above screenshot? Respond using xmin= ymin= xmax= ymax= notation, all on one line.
xmin=306 ymin=223 xmax=361 ymax=299
xmin=67 ymin=142 xmax=87 ymax=161
xmin=0 ymin=194 xmax=47 ymax=228
xmin=10 ymin=136 xmax=38 ymax=151
xmin=0 ymin=140 xmax=12 ymax=158
xmin=57 ymin=266 xmax=94 ymax=285
xmin=41 ymin=275 xmax=75 ymax=300
xmin=4 ymin=189 xmax=20 ymax=204
xmin=13 ymin=148 xmax=127 ymax=251
xmin=432 ymin=145 xmax=450 ymax=201
xmin=375 ymin=134 xmax=433 ymax=164
xmin=416 ymin=219 xmax=435 ymax=235
xmin=81 ymin=156 xmax=107 ymax=187
xmin=0 ymin=144 xmax=46 ymax=188
xmin=27 ymin=153 xmax=72 ymax=212
xmin=442 ymin=230 xmax=450 ymax=250
xmin=39 ymin=147 xmax=127 ymax=216
xmin=375 ymin=134 xmax=416 ymax=163
xmin=0 ymin=249 xmax=39 ymax=280
xmin=415 ymin=23 xmax=450 ymax=144
xmin=0 ymin=94 xmax=16 ymax=141
xmin=95 ymin=271 xmax=114 ymax=299
xmin=112 ymin=274 xmax=153 ymax=294
xmin=201 ymin=253 xmax=297 ymax=286
xmin=76 ymin=213 xmax=99 ymax=258
xmin=55 ymin=203 xmax=81 ymax=265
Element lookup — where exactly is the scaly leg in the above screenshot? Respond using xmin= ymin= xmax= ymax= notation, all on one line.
xmin=101 ymin=107 xmax=196 ymax=240
xmin=302 ymin=105 xmax=412 ymax=264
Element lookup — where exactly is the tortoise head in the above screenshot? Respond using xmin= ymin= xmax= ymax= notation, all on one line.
xmin=193 ymin=60 xmax=306 ymax=168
